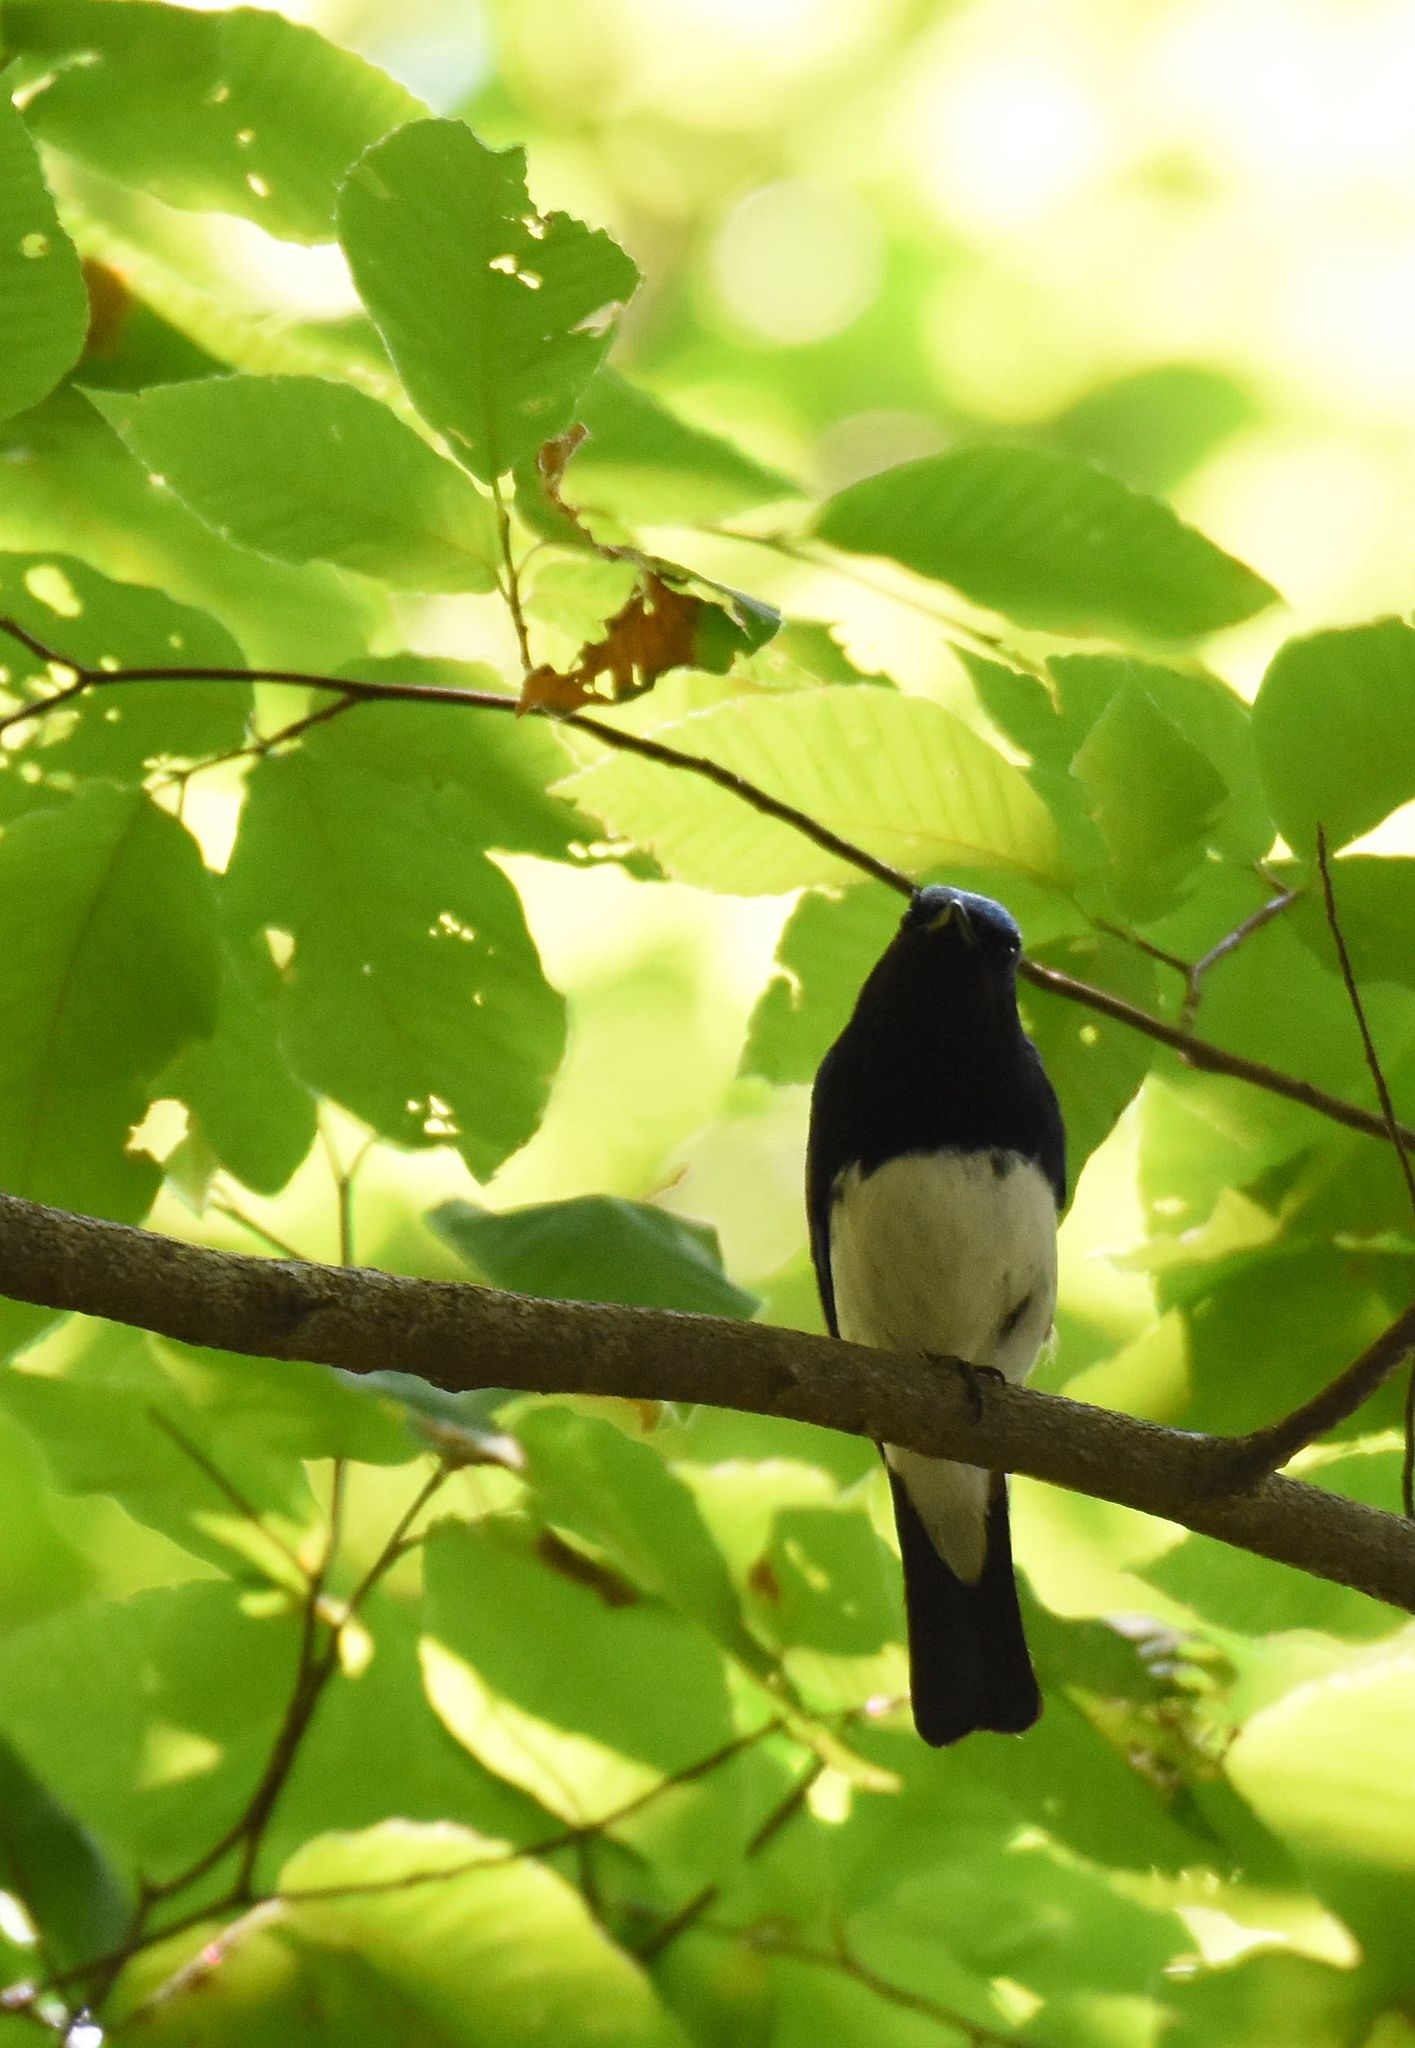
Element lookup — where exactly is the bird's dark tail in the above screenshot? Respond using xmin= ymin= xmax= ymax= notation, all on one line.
xmin=888 ymin=1467 xmax=1041 ymax=1746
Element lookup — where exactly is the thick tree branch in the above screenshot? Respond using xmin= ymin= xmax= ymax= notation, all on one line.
xmin=1 ymin=1191 xmax=1412 ymax=1612
xmin=2 ymin=617 xmax=1411 ymax=1153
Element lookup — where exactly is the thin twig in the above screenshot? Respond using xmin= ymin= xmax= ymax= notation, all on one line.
xmin=1316 ymin=828 xmax=1415 ymax=1514
xmin=320 ymin=1125 xmax=376 ymax=1270
xmin=709 ymin=1921 xmax=1028 ymax=2047
xmin=208 ymin=1194 xmax=308 ymax=1265
xmin=0 ymin=618 xmax=1411 ymax=1153
xmin=636 ymin=1753 xmax=825 ymax=1964
xmin=713 ymin=526 xmax=1049 ymax=680
xmin=1179 ymin=886 xmax=1302 ymax=1029
xmin=1221 ymin=1303 xmax=1415 ymax=1484
xmin=279 ymin=1720 xmax=784 ymax=1906
xmin=1018 ymin=953 xmax=1415 ymax=1152
xmin=492 ymin=477 xmax=533 ymax=675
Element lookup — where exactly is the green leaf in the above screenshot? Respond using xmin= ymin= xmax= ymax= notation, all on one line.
xmin=1252 ymin=617 xmax=1415 ymax=853
xmin=1070 ymin=681 xmax=1228 ymax=917
xmin=1143 ymin=1518 xmax=1401 ymax=1646
xmin=160 ymin=921 xmax=318 ymax=1197
xmin=338 ymin=119 xmax=639 ymax=481
xmin=0 ymin=787 xmax=219 ymax=1218
xmin=1226 ymin=1636 xmax=1415 ymax=1973
xmin=1287 ymin=856 xmax=1415 ymax=991
xmin=223 ymin=714 xmax=565 ymax=1178
xmin=563 ymin=366 xmax=799 ymax=521
xmin=0 ymin=1733 xmax=131 ymax=1966
xmin=514 ymin=1406 xmax=764 ymax=1666
xmin=816 ymin=444 xmax=1278 ymax=642
xmin=0 ymin=99 xmax=87 ymax=425
xmin=559 ymin=687 xmax=1067 ymax=894
xmin=1042 ymin=362 xmax=1258 ymax=496
xmin=116 ymin=1820 xmax=694 ymax=2045
xmin=431 ymin=1195 xmax=757 ymax=1318
xmin=331 ymin=663 xmax=594 ymax=860
xmin=1018 ymin=930 xmax=1159 ymax=1192
xmin=1041 ymin=653 xmax=1273 ymax=865
xmin=0 ymin=1324 xmax=317 ymax=1577
xmin=0 ymin=1580 xmax=297 ymax=1881
xmin=421 ymin=1519 xmax=740 ymax=1824
xmin=0 ymin=388 xmax=384 ymax=672
xmin=6 ymin=0 xmax=424 ymax=242
xmin=90 ymin=377 xmax=500 ymax=593
xmin=0 ymin=550 xmax=252 ymax=787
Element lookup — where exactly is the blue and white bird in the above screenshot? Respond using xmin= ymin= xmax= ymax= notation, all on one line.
xmin=806 ymin=886 xmax=1065 ymax=1745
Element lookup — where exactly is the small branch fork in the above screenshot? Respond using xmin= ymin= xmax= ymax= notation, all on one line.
xmin=1 ymin=616 xmax=1411 ymax=1156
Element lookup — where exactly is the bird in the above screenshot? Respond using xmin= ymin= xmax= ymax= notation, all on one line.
xmin=806 ymin=884 xmax=1065 ymax=1746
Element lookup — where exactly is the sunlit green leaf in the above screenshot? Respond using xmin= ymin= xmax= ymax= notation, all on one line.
xmin=560 ymin=366 xmax=799 ymax=521
xmin=0 ymin=99 xmax=88 ymax=425
xmin=0 ymin=388 xmax=384 ymax=670
xmin=0 ymin=1324 xmax=316 ymax=1577
xmin=115 ymin=1820 xmax=694 ymax=2045
xmin=1018 ymin=930 xmax=1159 ymax=1192
xmin=421 ymin=1519 xmax=742 ymax=1824
xmin=1286 ymin=856 xmax=1415 ymax=991
xmin=514 ymin=1406 xmax=764 ymax=1665
xmin=1226 ymin=1635 xmax=1415 ymax=1971
xmin=91 ymin=377 xmax=499 ymax=592
xmin=7 ymin=0 xmax=424 ymax=241
xmin=338 ymin=120 xmax=639 ymax=480
xmin=0 ymin=787 xmax=218 ymax=1219
xmin=1253 ymin=617 xmax=1415 ymax=853
xmin=559 ymin=687 xmax=1067 ymax=893
xmin=817 ymin=444 xmax=1278 ymax=642
xmin=160 ymin=921 xmax=319 ymax=1197
xmin=1070 ymin=681 xmax=1227 ymax=916
xmin=0 ymin=1579 xmax=296 ymax=1880
xmin=0 ymin=549 xmax=251 ymax=788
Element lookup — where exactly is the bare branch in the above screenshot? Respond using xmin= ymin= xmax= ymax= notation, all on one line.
xmin=1 ymin=1191 xmax=1413 ymax=1611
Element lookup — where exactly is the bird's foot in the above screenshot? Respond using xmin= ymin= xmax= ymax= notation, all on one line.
xmin=948 ymin=1358 xmax=1006 ymax=1423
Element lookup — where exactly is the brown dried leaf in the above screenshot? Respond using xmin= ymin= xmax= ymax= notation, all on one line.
xmin=576 ymin=572 xmax=706 ymax=699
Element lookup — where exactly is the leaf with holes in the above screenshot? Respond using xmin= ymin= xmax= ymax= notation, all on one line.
xmin=0 ymin=551 xmax=252 ymax=789
xmin=222 ymin=713 xmax=565 ymax=1177
xmin=0 ymin=98 xmax=88 ymax=426
xmin=6 ymin=0 xmax=424 ymax=242
xmin=0 ymin=786 xmax=219 ymax=1220
xmin=338 ymin=119 xmax=639 ymax=481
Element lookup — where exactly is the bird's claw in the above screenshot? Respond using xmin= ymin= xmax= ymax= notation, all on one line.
xmin=951 ymin=1358 xmax=1006 ymax=1422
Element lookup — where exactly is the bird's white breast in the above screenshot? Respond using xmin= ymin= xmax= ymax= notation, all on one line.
xmin=828 ymin=1149 xmax=1058 ymax=1581
xmin=828 ymin=1148 xmax=1058 ymax=1376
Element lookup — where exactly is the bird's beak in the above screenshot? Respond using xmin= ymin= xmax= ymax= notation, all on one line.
xmin=921 ymin=896 xmax=980 ymax=946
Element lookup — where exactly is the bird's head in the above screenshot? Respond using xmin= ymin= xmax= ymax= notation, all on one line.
xmin=899 ymin=886 xmax=1023 ymax=976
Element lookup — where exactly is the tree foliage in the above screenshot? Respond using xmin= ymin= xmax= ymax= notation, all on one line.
xmin=0 ymin=5 xmax=1413 ymax=2045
